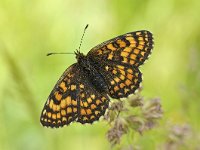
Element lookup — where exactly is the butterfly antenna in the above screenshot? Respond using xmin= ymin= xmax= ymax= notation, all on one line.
xmin=78 ymin=24 xmax=89 ymax=52
xmin=46 ymin=52 xmax=74 ymax=56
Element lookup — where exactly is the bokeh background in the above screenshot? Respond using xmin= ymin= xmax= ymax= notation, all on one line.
xmin=0 ymin=0 xmax=200 ymax=150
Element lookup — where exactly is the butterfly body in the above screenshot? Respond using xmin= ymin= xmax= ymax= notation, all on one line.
xmin=40 ymin=30 xmax=154 ymax=128
xmin=76 ymin=52 xmax=109 ymax=94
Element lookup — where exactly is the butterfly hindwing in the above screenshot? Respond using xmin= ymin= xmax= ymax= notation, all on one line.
xmin=102 ymin=64 xmax=142 ymax=99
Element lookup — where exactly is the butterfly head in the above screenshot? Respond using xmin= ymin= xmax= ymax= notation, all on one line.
xmin=75 ymin=49 xmax=85 ymax=61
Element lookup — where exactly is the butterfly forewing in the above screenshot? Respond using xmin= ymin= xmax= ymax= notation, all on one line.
xmin=40 ymin=64 xmax=110 ymax=128
xmin=88 ymin=30 xmax=153 ymax=67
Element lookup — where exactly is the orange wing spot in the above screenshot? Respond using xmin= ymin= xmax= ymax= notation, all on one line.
xmin=56 ymin=105 xmax=60 ymax=111
xmin=117 ymin=40 xmax=126 ymax=47
xmin=111 ymin=80 xmax=115 ymax=85
xmin=83 ymin=116 xmax=88 ymax=121
xmin=117 ymin=65 xmax=125 ymax=70
xmin=57 ymin=113 xmax=61 ymax=119
xmin=136 ymin=32 xmax=141 ymax=35
xmin=83 ymin=102 xmax=89 ymax=107
xmin=126 ymin=37 xmax=135 ymax=43
xmin=125 ymin=79 xmax=132 ymax=86
xmin=114 ymin=77 xmax=120 ymax=83
xmin=90 ymin=115 xmax=95 ymax=119
xmin=134 ymin=78 xmax=138 ymax=83
xmin=138 ymin=37 xmax=144 ymax=41
xmin=120 ymin=75 xmax=125 ymax=80
xmin=52 ymin=114 xmax=56 ymax=120
xmin=95 ymin=111 xmax=99 ymax=115
xmin=47 ymin=112 xmax=51 ymax=118
xmin=102 ymin=96 xmax=106 ymax=101
xmin=130 ymin=43 xmax=136 ymax=47
xmin=130 ymin=60 xmax=135 ymax=65
xmin=66 ymin=96 xmax=71 ymax=105
xmin=68 ymin=116 xmax=72 ymax=121
xmin=126 ymin=33 xmax=132 ymax=36
xmin=59 ymin=82 xmax=67 ymax=92
xmin=81 ymin=109 xmax=86 ymax=115
xmin=80 ymin=84 xmax=84 ymax=89
xmin=119 ymin=69 xmax=125 ymax=75
xmin=139 ymin=41 xmax=145 ymax=45
xmin=91 ymin=94 xmax=95 ymax=99
xmin=67 ymin=107 xmax=72 ymax=113
xmin=127 ymin=69 xmax=133 ymax=74
xmin=81 ymin=93 xmax=85 ymax=98
xmin=122 ymin=57 xmax=128 ymax=63
xmin=55 ymin=92 xmax=62 ymax=101
xmin=62 ymin=117 xmax=67 ymax=122
xmin=42 ymin=109 xmax=46 ymax=115
xmin=91 ymin=104 xmax=97 ymax=109
xmin=137 ymin=45 xmax=144 ymax=50
xmin=112 ymin=69 xmax=117 ymax=74
xmin=71 ymin=85 xmax=76 ymax=90
xmin=124 ymin=47 xmax=132 ymax=53
xmin=130 ymin=54 xmax=136 ymax=60
xmin=127 ymin=73 xmax=133 ymax=80
xmin=120 ymin=83 xmax=125 ymax=88
xmin=73 ymin=108 xmax=77 ymax=113
xmin=105 ymin=66 xmax=109 ymax=71
xmin=134 ymin=48 xmax=140 ymax=54
xmin=61 ymin=110 xmax=66 ymax=116
xmin=52 ymin=104 xmax=57 ymax=112
xmin=86 ymin=109 xmax=92 ymax=115
xmin=96 ymin=99 xmax=101 ymax=105
xmin=97 ymin=50 xmax=103 ymax=55
xmin=49 ymin=100 xmax=53 ymax=109
xmin=141 ymin=51 xmax=145 ymax=56
xmin=107 ymin=43 xmax=116 ymax=51
xmin=121 ymin=51 xmax=129 ymax=57
xmin=80 ymin=101 xmax=84 ymax=107
xmin=124 ymin=88 xmax=130 ymax=94
xmin=87 ymin=97 xmax=92 ymax=103
xmin=108 ymin=53 xmax=113 ymax=60
xmin=114 ymin=86 xmax=120 ymax=92
xmin=61 ymin=100 xmax=66 ymax=108
xmin=72 ymin=100 xmax=77 ymax=106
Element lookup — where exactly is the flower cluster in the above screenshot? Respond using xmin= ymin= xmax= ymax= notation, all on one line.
xmin=105 ymin=94 xmax=163 ymax=147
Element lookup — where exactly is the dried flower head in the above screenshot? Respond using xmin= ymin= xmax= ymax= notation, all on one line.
xmin=128 ymin=95 xmax=144 ymax=108
xmin=105 ymin=95 xmax=163 ymax=147
xmin=107 ymin=117 xmax=128 ymax=146
xmin=162 ymin=124 xmax=194 ymax=150
xmin=142 ymin=98 xmax=163 ymax=119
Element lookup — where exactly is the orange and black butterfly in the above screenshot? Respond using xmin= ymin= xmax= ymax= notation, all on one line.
xmin=40 ymin=27 xmax=154 ymax=128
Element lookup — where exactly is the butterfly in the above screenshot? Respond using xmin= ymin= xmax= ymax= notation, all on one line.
xmin=40 ymin=29 xmax=153 ymax=128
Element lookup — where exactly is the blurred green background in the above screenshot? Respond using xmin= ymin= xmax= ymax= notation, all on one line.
xmin=0 ymin=0 xmax=200 ymax=150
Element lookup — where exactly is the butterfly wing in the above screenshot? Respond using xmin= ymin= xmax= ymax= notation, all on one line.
xmin=40 ymin=64 xmax=109 ymax=128
xmin=87 ymin=30 xmax=153 ymax=98
xmin=88 ymin=30 xmax=153 ymax=67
